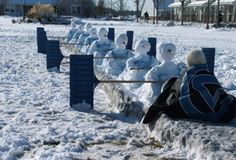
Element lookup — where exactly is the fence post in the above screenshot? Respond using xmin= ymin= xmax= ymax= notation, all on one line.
xmin=108 ymin=28 xmax=115 ymax=41
xmin=37 ymin=27 xmax=47 ymax=54
xmin=202 ymin=48 xmax=215 ymax=73
xmin=46 ymin=40 xmax=64 ymax=71
xmin=70 ymin=55 xmax=100 ymax=110
xmin=126 ymin=31 xmax=134 ymax=50
xmin=147 ymin=37 xmax=157 ymax=57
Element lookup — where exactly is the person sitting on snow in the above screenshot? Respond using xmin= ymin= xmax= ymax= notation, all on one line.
xmin=102 ymin=33 xmax=134 ymax=76
xmin=77 ymin=23 xmax=92 ymax=49
xmin=66 ymin=21 xmax=78 ymax=43
xmin=88 ymin=27 xmax=116 ymax=65
xmin=142 ymin=49 xmax=236 ymax=124
xmin=125 ymin=39 xmax=158 ymax=89
xmin=84 ymin=27 xmax=98 ymax=53
xmin=70 ymin=24 xmax=84 ymax=43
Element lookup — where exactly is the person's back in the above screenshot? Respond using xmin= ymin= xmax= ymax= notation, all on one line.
xmin=179 ymin=63 xmax=234 ymax=122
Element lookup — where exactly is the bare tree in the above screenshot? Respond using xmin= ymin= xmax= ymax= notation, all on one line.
xmin=81 ymin=0 xmax=95 ymax=17
xmin=56 ymin=0 xmax=63 ymax=16
xmin=153 ymin=0 xmax=158 ymax=24
xmin=113 ymin=0 xmax=128 ymax=15
xmin=134 ymin=0 xmax=140 ymax=22
xmin=180 ymin=0 xmax=185 ymax=25
xmin=0 ymin=0 xmax=8 ymax=15
xmin=96 ymin=0 xmax=105 ymax=16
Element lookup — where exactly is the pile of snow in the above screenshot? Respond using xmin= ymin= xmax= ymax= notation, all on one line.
xmin=145 ymin=114 xmax=236 ymax=160
xmin=166 ymin=21 xmax=175 ymax=27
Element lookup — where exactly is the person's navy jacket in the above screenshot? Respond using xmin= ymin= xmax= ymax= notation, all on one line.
xmin=179 ymin=64 xmax=234 ymax=122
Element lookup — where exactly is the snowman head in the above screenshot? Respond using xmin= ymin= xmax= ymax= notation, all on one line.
xmin=186 ymin=49 xmax=206 ymax=67
xmin=98 ymin=27 xmax=108 ymax=40
xmin=159 ymin=43 xmax=176 ymax=61
xmin=71 ymin=21 xmax=76 ymax=29
xmin=74 ymin=18 xmax=81 ymax=24
xmin=134 ymin=39 xmax=151 ymax=55
xmin=85 ymin=23 xmax=92 ymax=32
xmin=77 ymin=24 xmax=84 ymax=31
xmin=89 ymin=27 xmax=97 ymax=37
xmin=115 ymin=34 xmax=128 ymax=49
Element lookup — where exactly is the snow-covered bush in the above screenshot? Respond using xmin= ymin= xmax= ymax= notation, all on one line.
xmin=27 ymin=4 xmax=55 ymax=22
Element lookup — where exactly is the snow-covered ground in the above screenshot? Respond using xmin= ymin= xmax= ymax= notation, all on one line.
xmin=0 ymin=16 xmax=236 ymax=159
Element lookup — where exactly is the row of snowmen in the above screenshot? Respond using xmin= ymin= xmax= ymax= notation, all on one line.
xmin=66 ymin=20 xmax=97 ymax=53
xmin=66 ymin=20 xmax=184 ymax=106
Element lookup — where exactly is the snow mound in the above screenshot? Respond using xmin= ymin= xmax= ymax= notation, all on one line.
xmin=145 ymin=114 xmax=236 ymax=160
xmin=95 ymin=68 xmax=145 ymax=120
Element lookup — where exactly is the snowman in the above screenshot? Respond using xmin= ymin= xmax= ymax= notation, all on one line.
xmin=77 ymin=23 xmax=92 ymax=49
xmin=72 ymin=18 xmax=84 ymax=25
xmin=103 ymin=33 xmax=134 ymax=76
xmin=142 ymin=42 xmax=180 ymax=104
xmin=84 ymin=27 xmax=98 ymax=53
xmin=66 ymin=21 xmax=78 ymax=43
xmin=124 ymin=39 xmax=158 ymax=89
xmin=69 ymin=24 xmax=84 ymax=43
xmin=88 ymin=27 xmax=116 ymax=65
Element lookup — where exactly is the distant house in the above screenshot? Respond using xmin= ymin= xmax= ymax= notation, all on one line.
xmin=2 ymin=0 xmax=58 ymax=16
xmin=211 ymin=0 xmax=236 ymax=22
xmin=169 ymin=0 xmax=236 ymax=23
xmin=168 ymin=0 xmax=191 ymax=21
xmin=0 ymin=0 xmax=95 ymax=17
xmin=58 ymin=0 xmax=95 ymax=17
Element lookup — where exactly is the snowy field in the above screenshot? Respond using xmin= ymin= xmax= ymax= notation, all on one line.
xmin=0 ymin=16 xmax=236 ymax=159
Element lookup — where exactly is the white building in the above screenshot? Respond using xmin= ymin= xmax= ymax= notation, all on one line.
xmin=168 ymin=0 xmax=236 ymax=23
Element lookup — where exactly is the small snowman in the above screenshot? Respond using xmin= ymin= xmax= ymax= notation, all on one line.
xmin=84 ymin=27 xmax=98 ymax=53
xmin=103 ymin=33 xmax=134 ymax=76
xmin=88 ymin=27 xmax=116 ymax=65
xmin=77 ymin=23 xmax=92 ymax=49
xmin=143 ymin=43 xmax=180 ymax=103
xmin=72 ymin=18 xmax=84 ymax=25
xmin=66 ymin=21 xmax=78 ymax=43
xmin=125 ymin=39 xmax=158 ymax=89
xmin=69 ymin=24 xmax=84 ymax=43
